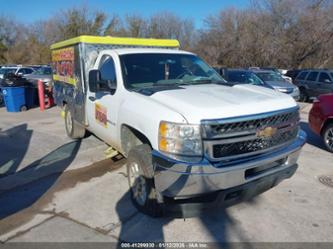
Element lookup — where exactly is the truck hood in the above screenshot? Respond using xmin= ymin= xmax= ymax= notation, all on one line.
xmin=150 ymin=84 xmax=297 ymax=123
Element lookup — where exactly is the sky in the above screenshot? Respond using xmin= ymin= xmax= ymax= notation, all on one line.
xmin=0 ymin=0 xmax=250 ymax=28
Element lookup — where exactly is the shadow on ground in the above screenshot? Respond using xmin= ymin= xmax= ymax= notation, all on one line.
xmin=115 ymin=190 xmax=259 ymax=247
xmin=300 ymin=121 xmax=326 ymax=150
xmin=0 ymin=124 xmax=32 ymax=177
xmin=0 ymin=139 xmax=81 ymax=220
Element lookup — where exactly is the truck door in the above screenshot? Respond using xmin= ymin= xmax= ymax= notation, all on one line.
xmin=86 ymin=54 xmax=120 ymax=145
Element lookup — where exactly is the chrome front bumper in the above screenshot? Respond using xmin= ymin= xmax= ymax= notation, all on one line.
xmin=153 ymin=130 xmax=306 ymax=198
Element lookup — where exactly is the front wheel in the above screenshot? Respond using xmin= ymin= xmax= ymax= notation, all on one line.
xmin=127 ymin=144 xmax=162 ymax=217
xmin=323 ymin=123 xmax=333 ymax=153
xmin=64 ymin=105 xmax=86 ymax=139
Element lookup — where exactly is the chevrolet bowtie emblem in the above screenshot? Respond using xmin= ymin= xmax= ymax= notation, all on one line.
xmin=256 ymin=126 xmax=278 ymax=139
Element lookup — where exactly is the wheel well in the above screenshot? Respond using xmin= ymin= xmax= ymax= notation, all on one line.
xmin=321 ymin=118 xmax=333 ymax=135
xmin=121 ymin=125 xmax=152 ymax=157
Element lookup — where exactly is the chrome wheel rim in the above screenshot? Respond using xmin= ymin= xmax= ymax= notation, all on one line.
xmin=129 ymin=162 xmax=147 ymax=206
xmin=325 ymin=128 xmax=333 ymax=151
xmin=66 ymin=110 xmax=73 ymax=133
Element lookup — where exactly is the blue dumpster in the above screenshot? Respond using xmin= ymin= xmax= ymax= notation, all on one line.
xmin=2 ymin=87 xmax=27 ymax=112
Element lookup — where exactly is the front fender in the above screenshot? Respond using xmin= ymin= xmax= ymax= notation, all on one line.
xmin=117 ymin=92 xmax=187 ymax=151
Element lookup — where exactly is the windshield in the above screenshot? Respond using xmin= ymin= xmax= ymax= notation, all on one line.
xmin=256 ymin=72 xmax=284 ymax=82
xmin=119 ymin=53 xmax=226 ymax=90
xmin=0 ymin=68 xmax=16 ymax=74
xmin=32 ymin=67 xmax=52 ymax=75
xmin=227 ymin=71 xmax=264 ymax=85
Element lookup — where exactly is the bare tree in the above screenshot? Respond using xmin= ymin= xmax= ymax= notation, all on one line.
xmin=1 ymin=1 xmax=333 ymax=68
xmin=195 ymin=0 xmax=333 ymax=68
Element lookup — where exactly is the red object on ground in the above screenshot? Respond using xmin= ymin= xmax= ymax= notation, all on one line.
xmin=37 ymin=80 xmax=45 ymax=111
xmin=45 ymin=86 xmax=54 ymax=109
xmin=37 ymin=80 xmax=54 ymax=111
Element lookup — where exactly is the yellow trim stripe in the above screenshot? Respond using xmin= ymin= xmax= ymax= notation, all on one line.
xmin=53 ymin=74 xmax=76 ymax=85
xmin=51 ymin=35 xmax=180 ymax=50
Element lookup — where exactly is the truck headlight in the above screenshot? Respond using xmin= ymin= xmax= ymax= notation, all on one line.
xmin=159 ymin=121 xmax=202 ymax=156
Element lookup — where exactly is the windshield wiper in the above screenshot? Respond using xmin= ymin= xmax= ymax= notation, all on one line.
xmin=152 ymin=83 xmax=178 ymax=86
xmin=181 ymin=79 xmax=232 ymax=86
xmin=178 ymin=79 xmax=214 ymax=85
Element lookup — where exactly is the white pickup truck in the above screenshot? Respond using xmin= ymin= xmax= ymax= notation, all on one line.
xmin=51 ymin=36 xmax=306 ymax=217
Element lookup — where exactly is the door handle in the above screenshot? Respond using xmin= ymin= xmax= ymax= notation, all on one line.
xmin=88 ymin=96 xmax=96 ymax=102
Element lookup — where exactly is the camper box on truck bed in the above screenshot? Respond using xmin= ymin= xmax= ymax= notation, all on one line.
xmin=51 ymin=35 xmax=180 ymax=127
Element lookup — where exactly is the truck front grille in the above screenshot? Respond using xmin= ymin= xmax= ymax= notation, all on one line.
xmin=202 ymin=107 xmax=300 ymax=161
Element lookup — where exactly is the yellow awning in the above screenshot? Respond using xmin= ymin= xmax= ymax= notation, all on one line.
xmin=51 ymin=35 xmax=180 ymax=50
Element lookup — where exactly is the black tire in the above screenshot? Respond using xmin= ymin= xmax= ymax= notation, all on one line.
xmin=323 ymin=123 xmax=333 ymax=153
xmin=64 ymin=104 xmax=86 ymax=139
xmin=127 ymin=144 xmax=162 ymax=217
xmin=299 ymin=88 xmax=308 ymax=102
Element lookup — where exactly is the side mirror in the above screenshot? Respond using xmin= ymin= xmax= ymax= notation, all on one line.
xmin=17 ymin=72 xmax=23 ymax=77
xmin=89 ymin=69 xmax=116 ymax=93
xmin=324 ymin=79 xmax=332 ymax=83
xmin=88 ymin=70 xmax=101 ymax=92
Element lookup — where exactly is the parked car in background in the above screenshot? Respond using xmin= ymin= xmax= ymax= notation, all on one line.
xmin=309 ymin=94 xmax=333 ymax=152
xmin=28 ymin=65 xmax=50 ymax=71
xmin=0 ymin=67 xmax=16 ymax=79
xmin=248 ymin=66 xmax=260 ymax=71
xmin=213 ymin=67 xmax=228 ymax=78
xmin=0 ymin=66 xmax=34 ymax=79
xmin=294 ymin=69 xmax=333 ymax=102
xmin=223 ymin=69 xmax=274 ymax=89
xmin=252 ymin=70 xmax=300 ymax=100
xmin=285 ymin=69 xmax=302 ymax=82
xmin=25 ymin=66 xmax=53 ymax=86
xmin=256 ymin=67 xmax=292 ymax=83
xmin=278 ymin=69 xmax=288 ymax=75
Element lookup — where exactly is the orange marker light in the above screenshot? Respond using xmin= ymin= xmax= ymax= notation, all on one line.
xmin=159 ymin=138 xmax=168 ymax=151
xmin=159 ymin=122 xmax=168 ymax=137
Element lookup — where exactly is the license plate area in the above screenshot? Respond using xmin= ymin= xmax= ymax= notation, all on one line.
xmin=245 ymin=158 xmax=287 ymax=180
